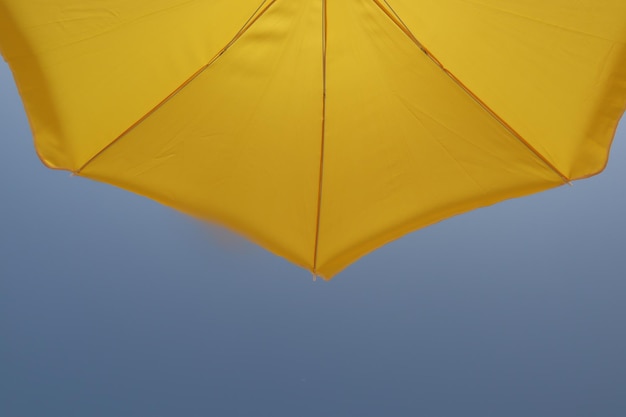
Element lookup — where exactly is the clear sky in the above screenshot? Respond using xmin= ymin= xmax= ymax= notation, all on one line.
xmin=1 ymin=59 xmax=626 ymax=417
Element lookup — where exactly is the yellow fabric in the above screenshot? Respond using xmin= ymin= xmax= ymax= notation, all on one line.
xmin=388 ymin=0 xmax=626 ymax=179
xmin=1 ymin=0 xmax=625 ymax=278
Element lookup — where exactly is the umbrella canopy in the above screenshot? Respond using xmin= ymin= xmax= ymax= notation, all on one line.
xmin=1 ymin=1 xmax=626 ymax=279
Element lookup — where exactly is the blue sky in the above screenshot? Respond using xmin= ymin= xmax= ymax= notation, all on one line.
xmin=1 ymin=59 xmax=626 ymax=416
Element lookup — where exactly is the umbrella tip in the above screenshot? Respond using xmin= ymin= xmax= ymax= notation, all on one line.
xmin=311 ymin=271 xmax=318 ymax=282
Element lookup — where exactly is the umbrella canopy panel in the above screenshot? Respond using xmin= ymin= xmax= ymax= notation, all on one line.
xmin=1 ymin=0 xmax=625 ymax=278
xmin=389 ymin=0 xmax=626 ymax=180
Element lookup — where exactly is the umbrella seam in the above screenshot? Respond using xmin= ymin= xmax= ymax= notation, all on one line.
xmin=312 ymin=0 xmax=328 ymax=276
xmin=74 ymin=0 xmax=277 ymax=174
xmin=372 ymin=0 xmax=572 ymax=184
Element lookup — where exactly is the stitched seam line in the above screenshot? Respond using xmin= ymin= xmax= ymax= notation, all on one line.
xmin=76 ymin=0 xmax=277 ymax=174
xmin=373 ymin=0 xmax=571 ymax=184
xmin=312 ymin=0 xmax=328 ymax=274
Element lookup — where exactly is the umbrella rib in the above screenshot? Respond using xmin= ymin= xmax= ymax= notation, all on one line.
xmin=371 ymin=0 xmax=572 ymax=185
xmin=74 ymin=0 xmax=277 ymax=174
xmin=312 ymin=0 xmax=329 ymax=276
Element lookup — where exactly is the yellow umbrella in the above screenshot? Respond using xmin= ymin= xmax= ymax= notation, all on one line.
xmin=1 ymin=1 xmax=626 ymax=279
